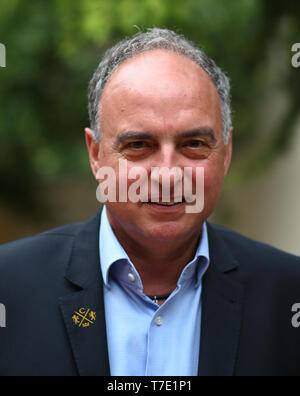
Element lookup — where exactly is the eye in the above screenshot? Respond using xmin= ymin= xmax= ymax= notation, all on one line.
xmin=126 ymin=141 xmax=149 ymax=150
xmin=183 ymin=140 xmax=206 ymax=148
xmin=121 ymin=140 xmax=155 ymax=160
xmin=180 ymin=139 xmax=211 ymax=159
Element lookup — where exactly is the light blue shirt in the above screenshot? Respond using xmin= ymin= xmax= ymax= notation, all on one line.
xmin=99 ymin=206 xmax=210 ymax=376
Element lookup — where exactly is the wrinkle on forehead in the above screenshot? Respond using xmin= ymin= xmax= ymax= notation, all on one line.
xmin=104 ymin=50 xmax=217 ymax=98
xmin=101 ymin=49 xmax=223 ymax=137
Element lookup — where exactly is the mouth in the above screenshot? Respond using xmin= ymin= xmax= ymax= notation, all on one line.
xmin=144 ymin=198 xmax=187 ymax=213
xmin=146 ymin=197 xmax=186 ymax=206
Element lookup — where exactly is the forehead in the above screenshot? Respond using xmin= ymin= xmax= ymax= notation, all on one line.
xmin=101 ymin=49 xmax=222 ymax=135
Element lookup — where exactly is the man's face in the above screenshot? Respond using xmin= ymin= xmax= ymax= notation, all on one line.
xmin=86 ymin=49 xmax=232 ymax=243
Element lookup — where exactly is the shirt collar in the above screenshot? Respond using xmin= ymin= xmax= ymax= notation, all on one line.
xmin=99 ymin=205 xmax=210 ymax=289
xmin=192 ymin=221 xmax=210 ymax=287
xmin=99 ymin=206 xmax=131 ymax=287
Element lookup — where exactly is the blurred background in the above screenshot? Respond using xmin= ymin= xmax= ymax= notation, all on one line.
xmin=0 ymin=0 xmax=300 ymax=254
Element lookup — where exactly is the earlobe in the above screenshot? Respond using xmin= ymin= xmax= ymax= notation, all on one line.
xmin=224 ymin=128 xmax=233 ymax=176
xmin=85 ymin=127 xmax=100 ymax=179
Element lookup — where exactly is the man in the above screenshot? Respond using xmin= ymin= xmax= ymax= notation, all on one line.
xmin=0 ymin=28 xmax=300 ymax=376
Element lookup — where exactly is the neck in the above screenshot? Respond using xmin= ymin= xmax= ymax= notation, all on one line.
xmin=106 ymin=213 xmax=203 ymax=296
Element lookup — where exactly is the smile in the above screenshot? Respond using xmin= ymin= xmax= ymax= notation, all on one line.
xmin=144 ymin=200 xmax=187 ymax=213
xmin=146 ymin=197 xmax=186 ymax=206
xmin=153 ymin=202 xmax=183 ymax=206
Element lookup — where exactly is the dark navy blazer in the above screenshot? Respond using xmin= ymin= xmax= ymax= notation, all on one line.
xmin=1 ymin=211 xmax=300 ymax=376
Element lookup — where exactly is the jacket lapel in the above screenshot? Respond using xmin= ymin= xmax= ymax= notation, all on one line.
xmin=198 ymin=224 xmax=244 ymax=376
xmin=59 ymin=211 xmax=110 ymax=376
xmin=59 ymin=213 xmax=244 ymax=376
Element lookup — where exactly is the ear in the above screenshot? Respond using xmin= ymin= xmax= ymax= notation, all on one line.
xmin=224 ymin=127 xmax=233 ymax=177
xmin=85 ymin=128 xmax=100 ymax=180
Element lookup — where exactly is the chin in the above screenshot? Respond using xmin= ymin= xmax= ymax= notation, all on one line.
xmin=141 ymin=222 xmax=188 ymax=242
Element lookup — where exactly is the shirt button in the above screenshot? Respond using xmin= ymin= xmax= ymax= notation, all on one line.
xmin=155 ymin=316 xmax=163 ymax=326
xmin=128 ymin=273 xmax=136 ymax=282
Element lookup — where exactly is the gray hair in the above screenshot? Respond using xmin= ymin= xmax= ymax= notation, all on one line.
xmin=88 ymin=28 xmax=232 ymax=144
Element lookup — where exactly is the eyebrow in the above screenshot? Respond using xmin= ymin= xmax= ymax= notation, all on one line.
xmin=116 ymin=132 xmax=153 ymax=145
xmin=180 ymin=128 xmax=217 ymax=143
xmin=114 ymin=127 xmax=217 ymax=146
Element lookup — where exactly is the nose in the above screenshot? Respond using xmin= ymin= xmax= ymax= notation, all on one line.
xmin=149 ymin=144 xmax=183 ymax=200
xmin=154 ymin=143 xmax=177 ymax=169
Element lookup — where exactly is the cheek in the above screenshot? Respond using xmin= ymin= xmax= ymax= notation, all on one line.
xmin=119 ymin=164 xmax=149 ymax=201
xmin=203 ymin=162 xmax=225 ymax=204
xmin=191 ymin=158 xmax=225 ymax=200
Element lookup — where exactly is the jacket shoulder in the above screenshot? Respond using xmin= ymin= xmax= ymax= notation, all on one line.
xmin=0 ymin=221 xmax=82 ymax=274
xmin=209 ymin=223 xmax=300 ymax=277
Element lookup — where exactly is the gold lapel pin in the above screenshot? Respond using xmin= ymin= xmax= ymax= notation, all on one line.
xmin=72 ymin=308 xmax=96 ymax=328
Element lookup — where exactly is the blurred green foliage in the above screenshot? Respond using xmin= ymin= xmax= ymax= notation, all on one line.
xmin=0 ymin=0 xmax=299 ymax=213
